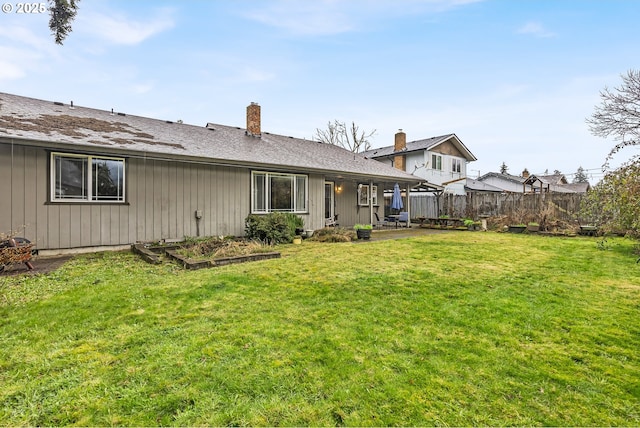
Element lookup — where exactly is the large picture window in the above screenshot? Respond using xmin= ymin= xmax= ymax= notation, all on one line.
xmin=252 ymin=171 xmax=308 ymax=213
xmin=51 ymin=153 xmax=125 ymax=202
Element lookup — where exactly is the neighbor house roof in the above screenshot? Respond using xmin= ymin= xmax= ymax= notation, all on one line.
xmin=0 ymin=92 xmax=419 ymax=183
xmin=477 ymin=172 xmax=526 ymax=184
xmin=361 ymin=134 xmax=477 ymax=162
xmin=465 ymin=178 xmax=504 ymax=192
xmin=524 ymin=174 xmax=590 ymax=193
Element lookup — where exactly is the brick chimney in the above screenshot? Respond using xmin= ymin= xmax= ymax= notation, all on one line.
xmin=522 ymin=168 xmax=530 ymax=178
xmin=393 ymin=129 xmax=406 ymax=171
xmin=246 ymin=102 xmax=261 ymax=137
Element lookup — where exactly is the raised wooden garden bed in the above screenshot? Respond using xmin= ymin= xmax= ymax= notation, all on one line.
xmin=165 ymin=249 xmax=280 ymax=270
xmin=579 ymin=225 xmax=598 ymax=236
xmin=132 ymin=239 xmax=280 ymax=269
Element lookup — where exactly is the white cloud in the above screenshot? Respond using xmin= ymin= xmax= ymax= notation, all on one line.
xmin=235 ymin=67 xmax=277 ymax=83
xmin=242 ymin=0 xmax=485 ymax=36
xmin=0 ymin=23 xmax=57 ymax=82
xmin=131 ymin=82 xmax=155 ymax=94
xmin=0 ymin=60 xmax=25 ymax=80
xmin=243 ymin=1 xmax=354 ymax=36
xmin=517 ymin=21 xmax=556 ymax=38
xmin=79 ymin=8 xmax=175 ymax=45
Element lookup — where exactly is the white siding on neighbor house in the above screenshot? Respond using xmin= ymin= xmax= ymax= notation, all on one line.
xmin=418 ymin=150 xmax=466 ymax=187
xmin=480 ymin=175 xmax=523 ymax=193
xmin=0 ymin=142 xmax=328 ymax=250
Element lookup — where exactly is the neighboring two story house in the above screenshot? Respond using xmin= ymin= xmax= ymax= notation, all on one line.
xmin=362 ymin=131 xmax=477 ymax=195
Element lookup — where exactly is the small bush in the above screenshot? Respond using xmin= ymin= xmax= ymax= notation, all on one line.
xmin=180 ymin=237 xmax=270 ymax=259
xmin=310 ymin=227 xmax=355 ymax=242
xmin=245 ymin=213 xmax=303 ymax=244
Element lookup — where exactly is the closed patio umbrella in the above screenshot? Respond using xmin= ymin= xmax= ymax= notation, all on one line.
xmin=391 ymin=183 xmax=403 ymax=212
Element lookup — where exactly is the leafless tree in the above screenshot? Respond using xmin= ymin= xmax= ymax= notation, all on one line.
xmin=314 ymin=120 xmax=376 ymax=153
xmin=587 ymin=69 xmax=640 ymax=166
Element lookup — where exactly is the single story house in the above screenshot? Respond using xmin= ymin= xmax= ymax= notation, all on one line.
xmin=465 ymin=178 xmax=504 ymax=193
xmin=0 ymin=93 xmax=421 ymax=254
xmin=523 ymin=173 xmax=590 ymax=194
xmin=475 ymin=170 xmax=589 ymax=194
xmin=362 ymin=131 xmax=476 ymax=195
xmin=475 ymin=172 xmax=532 ymax=193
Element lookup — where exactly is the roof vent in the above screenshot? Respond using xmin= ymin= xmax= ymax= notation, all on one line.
xmin=117 ymin=112 xmax=126 ymax=116
xmin=69 ymin=101 xmax=75 ymax=110
xmin=166 ymin=120 xmax=173 ymax=124
xmin=53 ymin=101 xmax=63 ymax=106
xmin=110 ymin=108 xmax=115 ymax=116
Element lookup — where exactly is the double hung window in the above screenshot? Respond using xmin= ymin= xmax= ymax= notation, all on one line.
xmin=452 ymin=158 xmax=462 ymax=173
xmin=51 ymin=153 xmax=125 ymax=202
xmin=432 ymin=154 xmax=442 ymax=171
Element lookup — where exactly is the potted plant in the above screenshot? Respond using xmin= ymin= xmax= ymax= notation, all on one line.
xmin=527 ymin=222 xmax=540 ymax=232
xmin=292 ymin=235 xmax=302 ymax=245
xmin=463 ymin=219 xmax=475 ymax=231
xmin=508 ymin=224 xmax=526 ymax=233
xmin=354 ymin=224 xmax=373 ymax=240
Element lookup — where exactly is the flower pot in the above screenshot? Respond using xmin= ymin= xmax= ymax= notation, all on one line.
xmin=293 ymin=237 xmax=302 ymax=245
xmin=508 ymin=225 xmax=526 ymax=234
xmin=356 ymin=229 xmax=371 ymax=240
xmin=527 ymin=225 xmax=540 ymax=232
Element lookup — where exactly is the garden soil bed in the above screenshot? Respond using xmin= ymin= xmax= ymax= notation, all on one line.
xmin=132 ymin=241 xmax=280 ymax=269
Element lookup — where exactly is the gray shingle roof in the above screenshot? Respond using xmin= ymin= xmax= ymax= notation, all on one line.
xmin=465 ymin=178 xmax=504 ymax=192
xmin=362 ymin=133 xmax=477 ymax=162
xmin=477 ymin=171 xmax=526 ymax=184
xmin=0 ymin=92 xmax=419 ymax=183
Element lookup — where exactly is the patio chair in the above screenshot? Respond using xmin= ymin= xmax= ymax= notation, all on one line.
xmin=398 ymin=211 xmax=410 ymax=227
xmin=325 ymin=214 xmax=339 ymax=227
xmin=374 ymin=212 xmax=389 ymax=228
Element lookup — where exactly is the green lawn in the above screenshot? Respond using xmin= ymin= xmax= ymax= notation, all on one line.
xmin=1 ymin=232 xmax=639 ymax=426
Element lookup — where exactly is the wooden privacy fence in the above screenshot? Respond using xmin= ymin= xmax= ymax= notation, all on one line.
xmin=410 ymin=192 xmax=586 ymax=222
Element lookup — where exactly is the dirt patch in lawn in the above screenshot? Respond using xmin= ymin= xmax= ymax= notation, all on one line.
xmin=0 ymin=255 xmax=73 ymax=276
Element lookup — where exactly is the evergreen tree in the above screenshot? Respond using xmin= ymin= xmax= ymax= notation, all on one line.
xmin=573 ymin=166 xmax=589 ymax=183
xmin=48 ymin=0 xmax=80 ymax=45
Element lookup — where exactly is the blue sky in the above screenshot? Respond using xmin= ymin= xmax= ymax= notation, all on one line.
xmin=1 ymin=0 xmax=638 ymax=182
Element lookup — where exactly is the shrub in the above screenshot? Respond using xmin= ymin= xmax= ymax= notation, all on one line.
xmin=310 ymin=227 xmax=355 ymax=242
xmin=245 ymin=213 xmax=303 ymax=244
xmin=180 ymin=236 xmax=270 ymax=259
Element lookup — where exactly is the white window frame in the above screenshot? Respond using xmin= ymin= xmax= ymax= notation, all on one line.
xmin=50 ymin=152 xmax=126 ymax=203
xmin=251 ymin=171 xmax=308 ymax=213
xmin=452 ymin=158 xmax=461 ymax=173
xmin=357 ymin=184 xmax=377 ymax=206
xmin=432 ymin=154 xmax=442 ymax=171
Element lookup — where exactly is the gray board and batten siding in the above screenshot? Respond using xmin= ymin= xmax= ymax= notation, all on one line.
xmin=0 ymin=92 xmax=418 ymax=251
xmin=1 ymin=143 xmax=331 ymax=250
